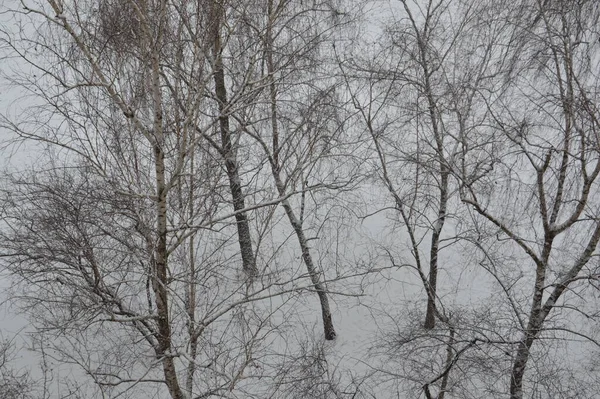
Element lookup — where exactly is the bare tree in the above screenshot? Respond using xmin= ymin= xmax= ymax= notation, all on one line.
xmin=338 ymin=0 xmax=489 ymax=333
xmin=339 ymin=0 xmax=600 ymax=397
xmin=211 ymin=0 xmax=358 ymax=341
xmin=0 ymin=0 xmax=367 ymax=397
xmin=4 ymin=0 xmax=600 ymax=398
xmin=0 ymin=337 xmax=33 ymax=399
xmin=0 ymin=0 xmax=338 ymax=397
xmin=457 ymin=1 xmax=600 ymax=397
xmin=255 ymin=0 xmax=341 ymax=340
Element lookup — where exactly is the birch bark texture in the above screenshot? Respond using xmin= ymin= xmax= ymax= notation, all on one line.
xmin=1 ymin=0 xmax=600 ymax=398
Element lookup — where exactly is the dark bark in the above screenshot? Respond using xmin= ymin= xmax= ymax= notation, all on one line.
xmin=212 ymin=27 xmax=258 ymax=278
xmin=280 ymin=196 xmax=337 ymax=340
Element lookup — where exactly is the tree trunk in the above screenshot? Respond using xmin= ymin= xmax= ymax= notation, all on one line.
xmin=403 ymin=0 xmax=449 ymax=329
xmin=264 ymin=0 xmax=335 ymax=339
xmin=212 ymin=25 xmax=258 ymax=278
xmin=154 ymin=145 xmax=184 ymax=399
xmin=510 ymin=335 xmax=536 ymax=399
xmin=424 ymin=170 xmax=448 ymax=329
xmin=273 ymin=176 xmax=336 ymax=340
xmin=149 ymin=4 xmax=184 ymax=396
xmin=152 ymin=118 xmax=184 ymax=399
xmin=281 ymin=197 xmax=337 ymax=340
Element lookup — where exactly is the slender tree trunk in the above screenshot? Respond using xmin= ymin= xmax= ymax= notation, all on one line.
xmin=438 ymin=327 xmax=455 ymax=399
xmin=184 ymin=140 xmax=198 ymax=398
xmin=264 ymin=0 xmax=335 ymax=339
xmin=422 ymin=83 xmax=448 ymax=330
xmin=278 ymin=182 xmax=337 ymax=340
xmin=153 ymin=144 xmax=184 ymax=399
xmin=152 ymin=61 xmax=183 ymax=399
xmin=401 ymin=0 xmax=450 ymax=329
xmin=148 ymin=2 xmax=184 ymax=397
xmin=151 ymin=70 xmax=184 ymax=399
xmin=212 ymin=18 xmax=258 ymax=278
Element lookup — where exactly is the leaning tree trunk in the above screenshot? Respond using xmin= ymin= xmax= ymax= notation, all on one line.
xmin=276 ymin=178 xmax=337 ymax=341
xmin=262 ymin=0 xmax=336 ymax=340
xmin=212 ymin=19 xmax=258 ymax=278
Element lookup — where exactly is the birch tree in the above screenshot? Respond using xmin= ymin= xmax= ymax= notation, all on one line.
xmin=338 ymin=0 xmax=600 ymax=397
xmin=458 ymin=0 xmax=600 ymax=397
xmin=339 ymin=0 xmax=490 ymax=333
xmin=0 ymin=0 xmax=343 ymax=397
xmin=248 ymin=0 xmax=348 ymax=341
xmin=208 ymin=0 xmax=259 ymax=278
xmin=209 ymin=0 xmax=358 ymax=341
